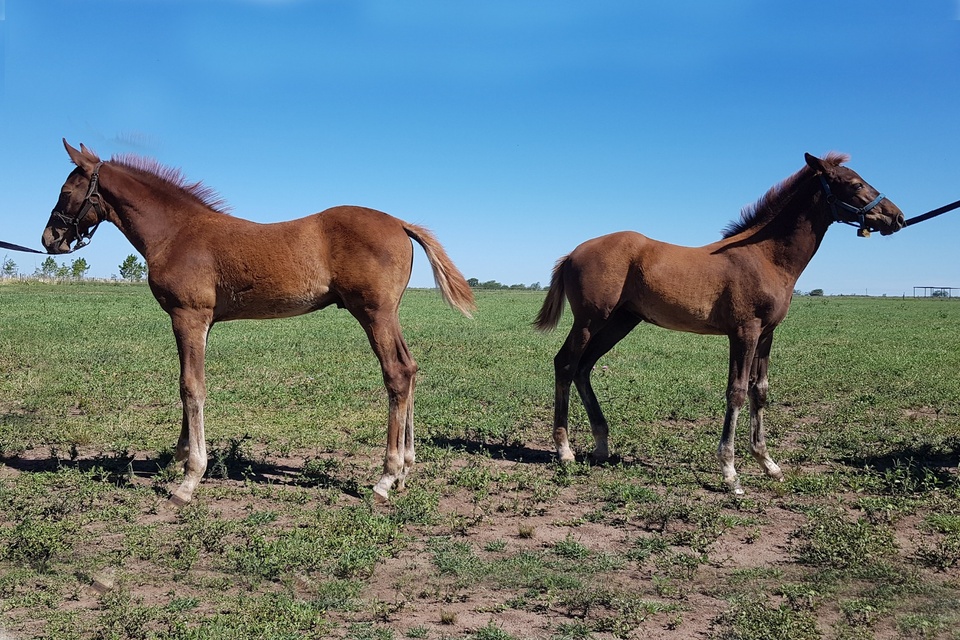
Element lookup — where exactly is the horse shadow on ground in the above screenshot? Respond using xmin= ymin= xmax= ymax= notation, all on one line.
xmin=424 ymin=436 xmax=647 ymax=472
xmin=425 ymin=436 xmax=554 ymax=465
xmin=0 ymin=444 xmax=365 ymax=499
xmin=838 ymin=439 xmax=960 ymax=488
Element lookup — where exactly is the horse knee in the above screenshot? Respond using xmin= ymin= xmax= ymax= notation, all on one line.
xmin=748 ymin=379 xmax=768 ymax=407
xmin=727 ymin=384 xmax=748 ymax=409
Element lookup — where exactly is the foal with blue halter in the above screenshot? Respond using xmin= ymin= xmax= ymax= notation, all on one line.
xmin=536 ymin=153 xmax=905 ymax=494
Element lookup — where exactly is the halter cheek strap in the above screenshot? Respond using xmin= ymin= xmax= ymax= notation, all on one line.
xmin=818 ymin=174 xmax=887 ymax=237
xmin=51 ymin=162 xmax=106 ymax=252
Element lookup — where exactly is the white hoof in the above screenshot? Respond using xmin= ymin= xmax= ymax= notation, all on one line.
xmin=724 ymin=476 xmax=745 ymax=496
xmin=372 ymin=476 xmax=394 ymax=503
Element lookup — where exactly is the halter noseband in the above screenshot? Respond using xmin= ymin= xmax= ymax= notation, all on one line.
xmin=818 ymin=174 xmax=887 ymax=238
xmin=51 ymin=161 xmax=106 ymax=252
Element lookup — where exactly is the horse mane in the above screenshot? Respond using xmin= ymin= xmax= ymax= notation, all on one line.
xmin=721 ymin=152 xmax=850 ymax=238
xmin=110 ymin=154 xmax=231 ymax=215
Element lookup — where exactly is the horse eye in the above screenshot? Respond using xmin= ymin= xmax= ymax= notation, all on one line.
xmin=854 ymin=183 xmax=864 ymax=191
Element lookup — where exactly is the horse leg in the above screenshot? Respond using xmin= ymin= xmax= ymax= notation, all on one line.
xmin=719 ymin=328 xmax=759 ymax=495
xmin=748 ymin=332 xmax=784 ymax=481
xmin=361 ymin=312 xmax=418 ymax=502
xmin=552 ymin=324 xmax=591 ymax=462
xmin=572 ymin=311 xmax=641 ymax=462
xmin=396 ymin=372 xmax=416 ymax=492
xmin=168 ymin=309 xmax=213 ymax=506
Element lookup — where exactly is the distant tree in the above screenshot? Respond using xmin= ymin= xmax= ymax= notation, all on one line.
xmin=809 ymin=288 xmax=825 ymax=297
xmin=55 ymin=263 xmax=70 ymax=279
xmin=70 ymin=257 xmax=90 ymax=280
xmin=1 ymin=256 xmax=16 ymax=278
xmin=35 ymin=256 xmax=59 ymax=279
xmin=118 ymin=254 xmax=147 ymax=282
xmin=468 ymin=277 xmax=544 ymax=291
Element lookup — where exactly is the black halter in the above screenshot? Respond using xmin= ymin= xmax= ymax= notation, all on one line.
xmin=51 ymin=162 xmax=106 ymax=252
xmin=818 ymin=174 xmax=887 ymax=237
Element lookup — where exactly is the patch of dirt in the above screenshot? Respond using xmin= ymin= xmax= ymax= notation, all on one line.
xmin=2 ymin=442 xmax=958 ymax=640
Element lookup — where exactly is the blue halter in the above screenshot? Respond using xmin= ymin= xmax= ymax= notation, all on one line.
xmin=818 ymin=174 xmax=886 ymax=237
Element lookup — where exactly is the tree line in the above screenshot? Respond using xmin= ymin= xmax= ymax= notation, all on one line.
xmin=467 ymin=278 xmax=542 ymax=291
xmin=0 ymin=254 xmax=147 ymax=282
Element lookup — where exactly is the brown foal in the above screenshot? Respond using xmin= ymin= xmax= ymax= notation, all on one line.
xmin=535 ymin=153 xmax=905 ymax=494
xmin=43 ymin=140 xmax=475 ymax=504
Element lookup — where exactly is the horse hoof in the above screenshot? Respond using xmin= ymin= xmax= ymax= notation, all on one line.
xmin=590 ymin=450 xmax=610 ymax=464
xmin=372 ymin=485 xmax=390 ymax=503
xmin=168 ymin=492 xmax=191 ymax=507
xmin=724 ymin=478 xmax=745 ymax=496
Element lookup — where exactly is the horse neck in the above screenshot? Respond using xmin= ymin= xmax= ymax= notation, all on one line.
xmin=751 ymin=174 xmax=832 ymax=279
xmin=98 ymin=164 xmax=188 ymax=263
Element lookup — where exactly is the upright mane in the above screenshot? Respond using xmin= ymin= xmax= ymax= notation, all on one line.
xmin=721 ymin=152 xmax=850 ymax=238
xmin=110 ymin=154 xmax=230 ymax=214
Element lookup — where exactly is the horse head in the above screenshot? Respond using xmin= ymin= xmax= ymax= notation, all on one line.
xmin=42 ymin=140 xmax=109 ymax=254
xmin=805 ymin=153 xmax=905 ymax=237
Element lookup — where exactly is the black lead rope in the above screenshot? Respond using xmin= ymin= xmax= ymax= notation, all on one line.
xmin=903 ymin=198 xmax=960 ymax=228
xmin=0 ymin=240 xmax=46 ymax=254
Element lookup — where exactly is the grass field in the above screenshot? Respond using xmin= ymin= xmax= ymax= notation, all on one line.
xmin=1 ymin=281 xmax=958 ymax=639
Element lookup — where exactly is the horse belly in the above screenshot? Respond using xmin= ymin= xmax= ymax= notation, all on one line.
xmin=213 ymin=282 xmax=335 ymax=321
xmin=634 ymin=277 xmax=727 ymax=336
xmin=641 ymin=305 xmax=724 ymax=335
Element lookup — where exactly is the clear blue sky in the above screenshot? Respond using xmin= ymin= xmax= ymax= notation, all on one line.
xmin=1 ymin=1 xmax=958 ymax=296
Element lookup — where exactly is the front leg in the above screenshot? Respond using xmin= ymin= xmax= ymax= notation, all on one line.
xmin=168 ymin=309 xmax=212 ymax=506
xmin=748 ymin=332 xmax=784 ymax=482
xmin=167 ymin=421 xmax=190 ymax=475
xmin=718 ymin=329 xmax=759 ymax=496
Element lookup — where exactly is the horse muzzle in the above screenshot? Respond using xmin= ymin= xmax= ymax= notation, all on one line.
xmin=41 ymin=227 xmax=73 ymax=254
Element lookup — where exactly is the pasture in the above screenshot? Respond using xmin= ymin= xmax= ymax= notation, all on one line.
xmin=0 ymin=281 xmax=958 ymax=639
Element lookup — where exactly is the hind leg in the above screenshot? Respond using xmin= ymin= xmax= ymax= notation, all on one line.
xmin=572 ymin=310 xmax=641 ymax=462
xmin=396 ymin=373 xmax=416 ymax=491
xmin=358 ymin=310 xmax=418 ymax=502
xmin=552 ymin=324 xmax=591 ymax=462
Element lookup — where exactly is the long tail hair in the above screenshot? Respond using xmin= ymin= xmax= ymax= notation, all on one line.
xmin=402 ymin=222 xmax=476 ymax=318
xmin=533 ymin=255 xmax=569 ymax=332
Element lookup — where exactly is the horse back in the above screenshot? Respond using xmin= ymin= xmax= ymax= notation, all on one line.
xmin=563 ymin=231 xmax=773 ymax=335
xmin=148 ymin=206 xmax=415 ymax=322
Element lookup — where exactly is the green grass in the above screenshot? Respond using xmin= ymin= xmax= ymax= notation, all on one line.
xmin=1 ymin=282 xmax=959 ymax=639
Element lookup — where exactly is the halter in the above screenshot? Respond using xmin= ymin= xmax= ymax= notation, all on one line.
xmin=50 ymin=161 xmax=106 ymax=252
xmin=818 ymin=174 xmax=887 ymax=238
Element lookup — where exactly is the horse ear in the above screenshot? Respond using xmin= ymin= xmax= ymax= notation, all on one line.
xmin=79 ymin=143 xmax=101 ymax=162
xmin=63 ymin=139 xmax=98 ymax=173
xmin=804 ymin=153 xmax=828 ymax=175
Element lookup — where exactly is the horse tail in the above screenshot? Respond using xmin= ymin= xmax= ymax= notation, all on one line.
xmin=402 ymin=222 xmax=476 ymax=318
xmin=533 ymin=255 xmax=569 ymax=332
